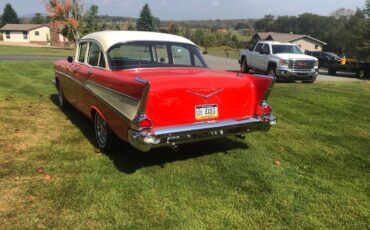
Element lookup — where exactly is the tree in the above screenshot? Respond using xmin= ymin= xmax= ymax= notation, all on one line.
xmin=81 ymin=4 xmax=99 ymax=35
xmin=46 ymin=0 xmax=83 ymax=46
xmin=167 ymin=21 xmax=180 ymax=35
xmin=254 ymin=14 xmax=274 ymax=32
xmin=127 ymin=22 xmax=136 ymax=31
xmin=31 ymin=13 xmax=46 ymax=24
xmin=191 ymin=28 xmax=205 ymax=46
xmin=137 ymin=4 xmax=157 ymax=31
xmin=330 ymin=8 xmax=355 ymax=19
xmin=203 ymin=34 xmax=216 ymax=51
xmin=1 ymin=3 xmax=19 ymax=26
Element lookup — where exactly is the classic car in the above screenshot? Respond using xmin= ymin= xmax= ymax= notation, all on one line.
xmin=54 ymin=31 xmax=277 ymax=152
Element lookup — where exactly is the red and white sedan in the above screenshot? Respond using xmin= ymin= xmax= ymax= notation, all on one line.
xmin=54 ymin=31 xmax=276 ymax=152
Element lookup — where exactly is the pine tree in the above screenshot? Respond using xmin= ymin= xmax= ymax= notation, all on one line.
xmin=31 ymin=13 xmax=46 ymax=24
xmin=136 ymin=4 xmax=157 ymax=31
xmin=1 ymin=3 xmax=19 ymax=26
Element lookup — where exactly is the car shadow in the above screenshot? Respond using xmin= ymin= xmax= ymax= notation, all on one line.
xmin=50 ymin=94 xmax=249 ymax=174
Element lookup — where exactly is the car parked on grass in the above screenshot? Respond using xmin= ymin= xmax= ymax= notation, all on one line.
xmin=54 ymin=31 xmax=276 ymax=152
xmin=304 ymin=50 xmax=341 ymax=68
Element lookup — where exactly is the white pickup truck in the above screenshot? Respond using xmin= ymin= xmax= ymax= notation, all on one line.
xmin=239 ymin=41 xmax=319 ymax=83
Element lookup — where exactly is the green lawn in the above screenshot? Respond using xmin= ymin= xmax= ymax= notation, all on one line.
xmin=0 ymin=45 xmax=74 ymax=57
xmin=0 ymin=61 xmax=369 ymax=229
xmin=206 ymin=46 xmax=239 ymax=59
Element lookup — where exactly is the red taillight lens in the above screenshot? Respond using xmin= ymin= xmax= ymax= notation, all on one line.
xmin=139 ymin=118 xmax=152 ymax=128
xmin=263 ymin=105 xmax=272 ymax=114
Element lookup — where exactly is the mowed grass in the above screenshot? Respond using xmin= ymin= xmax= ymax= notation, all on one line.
xmin=0 ymin=45 xmax=74 ymax=57
xmin=206 ymin=46 xmax=239 ymax=59
xmin=0 ymin=61 xmax=369 ymax=229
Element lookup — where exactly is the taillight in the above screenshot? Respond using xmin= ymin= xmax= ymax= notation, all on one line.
xmin=139 ymin=117 xmax=152 ymax=128
xmin=258 ymin=101 xmax=272 ymax=116
xmin=263 ymin=105 xmax=272 ymax=114
xmin=132 ymin=114 xmax=152 ymax=130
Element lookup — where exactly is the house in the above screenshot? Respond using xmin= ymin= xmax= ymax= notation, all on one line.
xmin=252 ymin=32 xmax=327 ymax=52
xmin=0 ymin=24 xmax=68 ymax=47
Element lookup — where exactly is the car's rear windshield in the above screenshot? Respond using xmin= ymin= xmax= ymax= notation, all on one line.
xmin=108 ymin=42 xmax=208 ymax=70
xmin=272 ymin=45 xmax=303 ymax=54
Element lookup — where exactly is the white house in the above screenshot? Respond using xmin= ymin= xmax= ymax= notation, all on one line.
xmin=252 ymin=32 xmax=327 ymax=52
xmin=0 ymin=24 xmax=67 ymax=46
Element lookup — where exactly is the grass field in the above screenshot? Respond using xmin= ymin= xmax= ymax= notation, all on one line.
xmin=0 ymin=45 xmax=74 ymax=57
xmin=206 ymin=46 xmax=239 ymax=59
xmin=0 ymin=61 xmax=369 ymax=229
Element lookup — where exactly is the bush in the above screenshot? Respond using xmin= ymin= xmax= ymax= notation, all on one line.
xmin=0 ymin=33 xmax=3 ymax=41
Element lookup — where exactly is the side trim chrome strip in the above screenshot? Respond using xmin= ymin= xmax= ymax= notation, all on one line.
xmin=55 ymin=70 xmax=84 ymax=86
xmin=85 ymin=80 xmax=139 ymax=102
xmin=85 ymin=81 xmax=140 ymax=121
xmin=134 ymin=76 xmax=150 ymax=114
xmin=55 ymin=70 xmax=142 ymax=122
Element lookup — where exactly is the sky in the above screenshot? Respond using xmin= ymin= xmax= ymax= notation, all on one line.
xmin=0 ymin=0 xmax=366 ymax=20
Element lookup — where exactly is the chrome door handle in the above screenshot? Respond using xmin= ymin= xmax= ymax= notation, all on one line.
xmin=87 ymin=70 xmax=93 ymax=75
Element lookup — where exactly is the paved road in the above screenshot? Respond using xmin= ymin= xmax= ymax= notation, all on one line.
xmin=0 ymin=55 xmax=64 ymax=61
xmin=203 ymin=55 xmax=361 ymax=82
xmin=0 ymin=54 xmax=362 ymax=82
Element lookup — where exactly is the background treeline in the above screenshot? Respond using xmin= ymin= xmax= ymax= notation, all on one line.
xmin=254 ymin=9 xmax=370 ymax=58
xmin=1 ymin=1 xmax=369 ymax=59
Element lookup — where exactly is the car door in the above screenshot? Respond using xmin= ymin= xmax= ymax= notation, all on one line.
xmin=251 ymin=43 xmax=263 ymax=69
xmin=64 ymin=41 xmax=88 ymax=106
xmin=75 ymin=41 xmax=107 ymax=116
xmin=259 ymin=44 xmax=271 ymax=70
xmin=253 ymin=43 xmax=268 ymax=71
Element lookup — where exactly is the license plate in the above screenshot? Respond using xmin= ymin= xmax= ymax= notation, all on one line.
xmin=195 ymin=104 xmax=218 ymax=120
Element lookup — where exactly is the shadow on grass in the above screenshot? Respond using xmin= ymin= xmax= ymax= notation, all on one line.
xmin=50 ymin=94 xmax=249 ymax=174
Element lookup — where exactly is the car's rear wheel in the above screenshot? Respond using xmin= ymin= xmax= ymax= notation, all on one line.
xmin=267 ymin=66 xmax=275 ymax=76
xmin=94 ymin=112 xmax=115 ymax=152
xmin=356 ymin=69 xmax=365 ymax=79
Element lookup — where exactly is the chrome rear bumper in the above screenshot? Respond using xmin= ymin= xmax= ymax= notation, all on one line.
xmin=128 ymin=115 xmax=277 ymax=152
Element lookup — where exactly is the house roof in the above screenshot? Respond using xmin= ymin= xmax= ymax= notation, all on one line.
xmin=255 ymin=32 xmax=327 ymax=45
xmin=0 ymin=24 xmax=49 ymax=32
xmin=81 ymin=31 xmax=196 ymax=52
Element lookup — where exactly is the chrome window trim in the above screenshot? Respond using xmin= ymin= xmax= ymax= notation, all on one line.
xmin=75 ymin=39 xmax=109 ymax=70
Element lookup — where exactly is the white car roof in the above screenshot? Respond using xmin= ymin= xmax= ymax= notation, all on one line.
xmin=80 ymin=31 xmax=196 ymax=52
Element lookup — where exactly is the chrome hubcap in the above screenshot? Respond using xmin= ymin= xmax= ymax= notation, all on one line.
xmin=359 ymin=71 xmax=364 ymax=78
xmin=95 ymin=114 xmax=107 ymax=147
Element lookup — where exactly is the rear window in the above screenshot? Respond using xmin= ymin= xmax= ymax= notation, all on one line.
xmin=107 ymin=42 xmax=207 ymax=70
